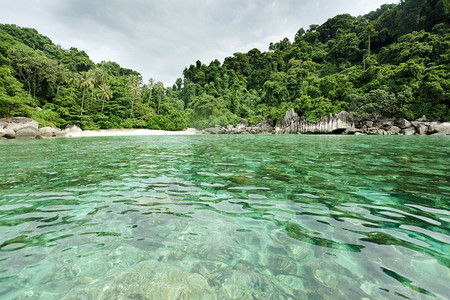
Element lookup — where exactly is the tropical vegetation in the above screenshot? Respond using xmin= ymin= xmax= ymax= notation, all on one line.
xmin=0 ymin=0 xmax=449 ymax=130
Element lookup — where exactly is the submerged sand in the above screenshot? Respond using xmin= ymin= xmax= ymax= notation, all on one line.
xmin=67 ymin=128 xmax=199 ymax=138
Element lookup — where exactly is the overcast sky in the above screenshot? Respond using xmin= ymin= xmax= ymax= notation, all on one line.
xmin=1 ymin=0 xmax=397 ymax=86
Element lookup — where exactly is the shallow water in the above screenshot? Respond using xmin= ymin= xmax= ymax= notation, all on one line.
xmin=0 ymin=135 xmax=449 ymax=299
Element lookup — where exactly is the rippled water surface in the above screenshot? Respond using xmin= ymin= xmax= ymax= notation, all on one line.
xmin=0 ymin=135 xmax=449 ymax=299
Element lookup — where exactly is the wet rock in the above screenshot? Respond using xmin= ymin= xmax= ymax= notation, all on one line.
xmin=412 ymin=122 xmax=428 ymax=135
xmin=429 ymin=122 xmax=450 ymax=135
xmin=402 ymin=127 xmax=416 ymax=136
xmin=15 ymin=126 xmax=40 ymax=139
xmin=345 ymin=127 xmax=362 ymax=135
xmin=39 ymin=127 xmax=56 ymax=138
xmin=4 ymin=128 xmax=15 ymax=138
xmin=394 ymin=118 xmax=412 ymax=129
xmin=367 ymin=127 xmax=383 ymax=135
xmin=4 ymin=117 xmax=39 ymax=132
xmin=387 ymin=126 xmax=401 ymax=135
xmin=364 ymin=121 xmax=374 ymax=128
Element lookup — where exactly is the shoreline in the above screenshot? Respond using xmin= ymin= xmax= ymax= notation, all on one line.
xmin=66 ymin=128 xmax=199 ymax=138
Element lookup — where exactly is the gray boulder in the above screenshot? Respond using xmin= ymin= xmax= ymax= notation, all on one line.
xmin=402 ymin=127 xmax=416 ymax=136
xmin=411 ymin=122 xmax=428 ymax=135
xmin=387 ymin=126 xmax=401 ymax=135
xmin=394 ymin=118 xmax=412 ymax=129
xmin=345 ymin=127 xmax=362 ymax=135
xmin=255 ymin=119 xmax=274 ymax=134
xmin=0 ymin=121 xmax=5 ymax=129
xmin=364 ymin=121 xmax=374 ymax=128
xmin=5 ymin=117 xmax=39 ymax=132
xmin=0 ymin=129 xmax=5 ymax=138
xmin=39 ymin=127 xmax=56 ymax=138
xmin=204 ymin=127 xmax=221 ymax=134
xmin=65 ymin=124 xmax=82 ymax=133
xmin=64 ymin=125 xmax=82 ymax=137
xmin=15 ymin=126 xmax=40 ymax=139
xmin=54 ymin=128 xmax=66 ymax=137
xmin=4 ymin=129 xmax=15 ymax=138
xmin=236 ymin=119 xmax=249 ymax=130
xmin=429 ymin=122 xmax=450 ymax=135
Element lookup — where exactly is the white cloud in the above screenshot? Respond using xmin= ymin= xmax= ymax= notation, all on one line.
xmin=1 ymin=0 xmax=397 ymax=86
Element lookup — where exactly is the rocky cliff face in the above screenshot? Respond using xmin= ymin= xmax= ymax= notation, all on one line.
xmin=275 ymin=110 xmax=354 ymax=134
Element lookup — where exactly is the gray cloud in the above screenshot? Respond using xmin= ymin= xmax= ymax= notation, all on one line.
xmin=1 ymin=0 xmax=397 ymax=86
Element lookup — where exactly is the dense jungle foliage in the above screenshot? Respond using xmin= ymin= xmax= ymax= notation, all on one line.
xmin=0 ymin=0 xmax=449 ymax=130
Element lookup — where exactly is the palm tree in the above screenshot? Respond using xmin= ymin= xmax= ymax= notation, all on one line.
xmin=127 ymin=75 xmax=140 ymax=119
xmin=147 ymin=78 xmax=154 ymax=107
xmin=79 ymin=72 xmax=91 ymax=116
xmin=67 ymin=72 xmax=80 ymax=98
xmin=100 ymin=81 xmax=112 ymax=113
xmin=87 ymin=68 xmax=98 ymax=109
xmin=154 ymin=81 xmax=164 ymax=115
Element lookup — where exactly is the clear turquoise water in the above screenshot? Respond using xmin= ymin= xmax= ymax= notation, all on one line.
xmin=0 ymin=135 xmax=449 ymax=299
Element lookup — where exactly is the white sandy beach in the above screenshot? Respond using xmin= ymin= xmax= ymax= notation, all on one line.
xmin=67 ymin=128 xmax=199 ymax=137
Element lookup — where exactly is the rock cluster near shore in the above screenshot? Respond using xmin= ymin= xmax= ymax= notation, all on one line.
xmin=0 ymin=117 xmax=82 ymax=140
xmin=2 ymin=112 xmax=449 ymax=140
xmin=204 ymin=110 xmax=450 ymax=136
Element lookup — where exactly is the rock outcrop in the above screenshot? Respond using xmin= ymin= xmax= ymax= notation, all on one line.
xmin=4 ymin=129 xmax=15 ymax=139
xmin=276 ymin=110 xmax=354 ymax=134
xmin=39 ymin=127 xmax=56 ymax=138
xmin=15 ymin=126 xmax=40 ymax=139
xmin=0 ymin=117 xmax=71 ymax=140
xmin=205 ymin=110 xmax=450 ymax=136
xmin=3 ymin=117 xmax=38 ymax=132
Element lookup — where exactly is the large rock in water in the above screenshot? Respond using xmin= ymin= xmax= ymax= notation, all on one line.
xmin=4 ymin=117 xmax=39 ymax=132
xmin=39 ymin=127 xmax=56 ymax=138
xmin=4 ymin=129 xmax=15 ymax=138
xmin=15 ymin=126 xmax=40 ymax=139
xmin=429 ymin=122 xmax=450 ymax=135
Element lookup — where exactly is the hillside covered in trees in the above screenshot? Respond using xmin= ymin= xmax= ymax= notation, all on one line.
xmin=1 ymin=0 xmax=449 ymax=130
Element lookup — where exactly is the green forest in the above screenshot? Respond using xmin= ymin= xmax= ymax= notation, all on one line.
xmin=0 ymin=0 xmax=449 ymax=130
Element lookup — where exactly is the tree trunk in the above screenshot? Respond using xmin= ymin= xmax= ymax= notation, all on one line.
xmin=130 ymin=98 xmax=134 ymax=119
xmin=81 ymin=89 xmax=85 ymax=116
xmin=147 ymin=90 xmax=152 ymax=107
xmin=157 ymin=94 xmax=161 ymax=115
